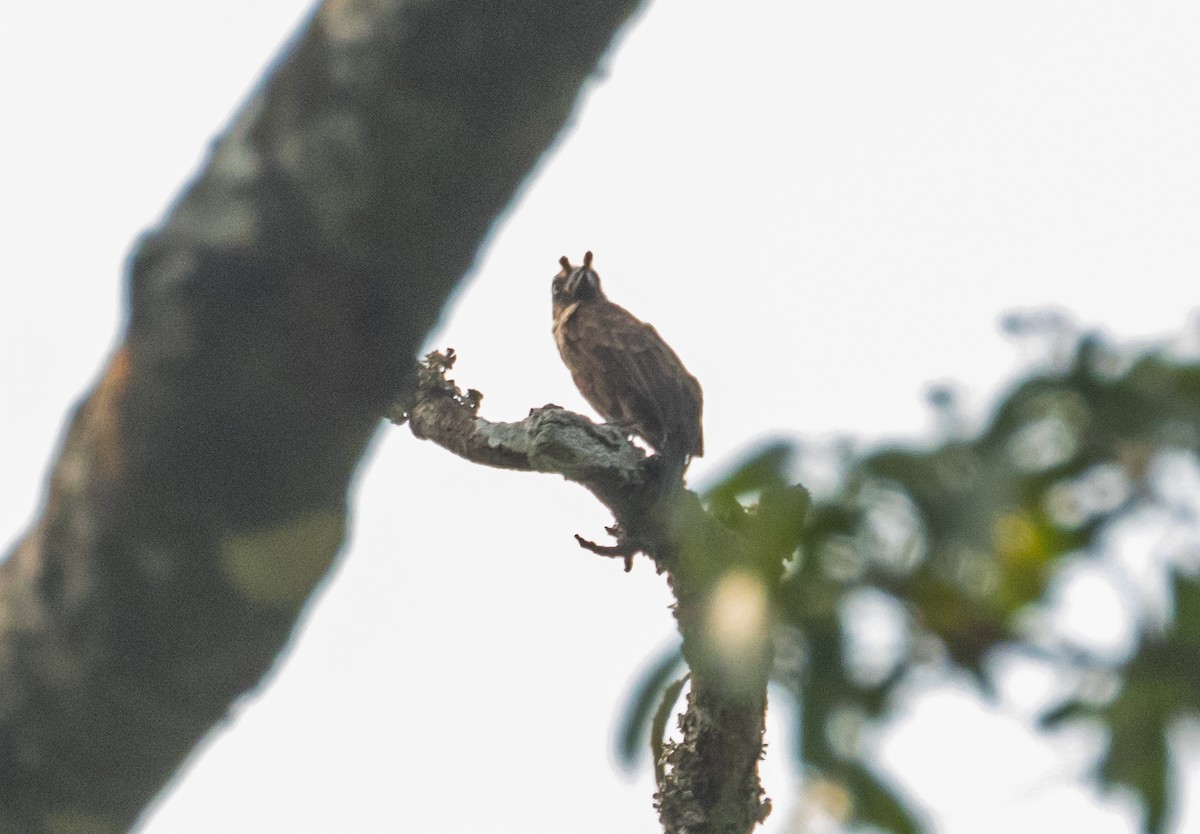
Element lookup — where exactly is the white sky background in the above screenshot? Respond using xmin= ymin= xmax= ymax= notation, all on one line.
xmin=2 ymin=1 xmax=1199 ymax=832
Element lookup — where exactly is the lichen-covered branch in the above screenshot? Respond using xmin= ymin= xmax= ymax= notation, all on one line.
xmin=393 ymin=349 xmax=654 ymax=518
xmin=0 ymin=1 xmax=643 ymax=831
xmin=401 ymin=350 xmax=777 ymax=834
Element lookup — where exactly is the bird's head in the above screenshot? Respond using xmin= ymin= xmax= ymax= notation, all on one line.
xmin=552 ymin=251 xmax=604 ymax=314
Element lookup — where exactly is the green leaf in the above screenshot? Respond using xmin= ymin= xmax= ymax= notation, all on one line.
xmin=1096 ymin=672 xmax=1182 ymax=834
xmin=1170 ymin=572 xmax=1200 ymax=647
xmin=701 ymin=441 xmax=795 ymax=506
xmin=1038 ymin=699 xmax=1102 ymax=729
xmin=615 ymin=644 xmax=686 ymax=770
xmin=752 ymin=484 xmax=812 ymax=563
xmin=1100 ymin=716 xmax=1169 ymax=834
xmin=845 ymin=762 xmax=922 ymax=834
xmin=651 ymin=674 xmax=690 ymax=790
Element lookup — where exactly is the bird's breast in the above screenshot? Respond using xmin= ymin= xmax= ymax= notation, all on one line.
xmin=552 ymin=301 xmax=581 ymax=354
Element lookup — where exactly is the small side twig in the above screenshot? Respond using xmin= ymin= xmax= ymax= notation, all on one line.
xmin=574 ymin=524 xmax=646 ymax=572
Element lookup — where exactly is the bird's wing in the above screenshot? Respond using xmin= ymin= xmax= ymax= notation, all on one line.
xmin=569 ymin=304 xmax=704 ymax=458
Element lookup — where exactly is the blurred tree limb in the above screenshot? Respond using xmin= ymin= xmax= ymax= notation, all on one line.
xmin=0 ymin=1 xmax=643 ymax=831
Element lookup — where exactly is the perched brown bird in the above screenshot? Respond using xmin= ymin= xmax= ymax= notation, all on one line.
xmin=552 ymin=251 xmax=703 ymax=481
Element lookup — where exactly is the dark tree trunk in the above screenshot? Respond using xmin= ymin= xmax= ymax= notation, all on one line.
xmin=0 ymin=2 xmax=643 ymax=830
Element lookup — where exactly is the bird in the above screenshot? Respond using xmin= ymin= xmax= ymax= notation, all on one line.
xmin=551 ymin=251 xmax=703 ymax=483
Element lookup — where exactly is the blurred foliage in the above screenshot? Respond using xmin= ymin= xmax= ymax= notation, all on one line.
xmin=622 ymin=318 xmax=1200 ymax=834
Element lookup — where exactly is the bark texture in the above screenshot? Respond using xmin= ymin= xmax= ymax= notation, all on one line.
xmin=0 ymin=2 xmax=642 ymax=831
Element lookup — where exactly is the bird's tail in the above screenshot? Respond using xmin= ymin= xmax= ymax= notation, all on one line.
xmin=654 ymin=437 xmax=693 ymax=498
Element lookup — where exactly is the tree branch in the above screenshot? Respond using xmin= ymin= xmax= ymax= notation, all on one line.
xmin=401 ymin=350 xmax=775 ymax=834
xmin=0 ymin=1 xmax=643 ymax=831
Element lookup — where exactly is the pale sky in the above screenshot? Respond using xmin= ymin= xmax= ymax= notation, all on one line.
xmin=3 ymin=2 xmax=1199 ymax=832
